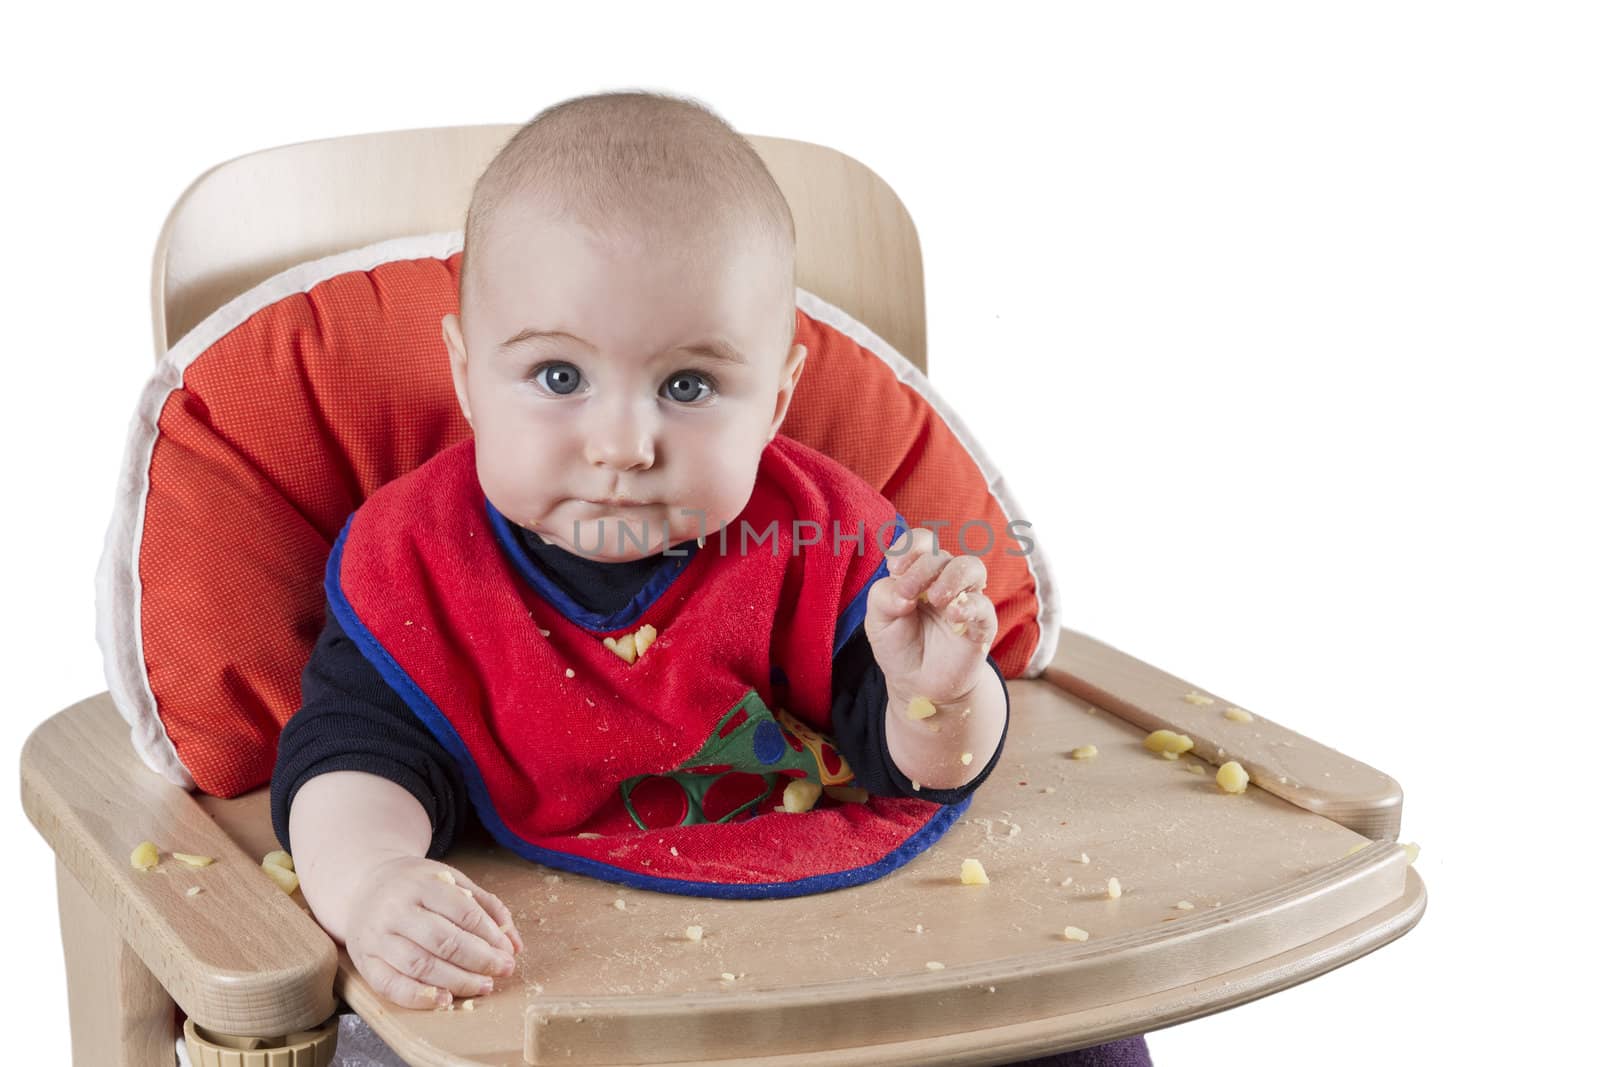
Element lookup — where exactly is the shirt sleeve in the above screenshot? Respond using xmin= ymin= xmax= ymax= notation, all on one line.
xmin=828 ymin=624 xmax=1010 ymax=805
xmin=269 ymin=601 xmax=470 ymax=859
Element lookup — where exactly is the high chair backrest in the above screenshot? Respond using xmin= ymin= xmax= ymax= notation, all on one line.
xmin=108 ymin=123 xmax=1057 ymax=798
xmin=150 ymin=125 xmax=928 ymax=370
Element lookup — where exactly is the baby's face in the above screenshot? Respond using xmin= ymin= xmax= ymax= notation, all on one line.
xmin=443 ymin=199 xmax=804 ymax=562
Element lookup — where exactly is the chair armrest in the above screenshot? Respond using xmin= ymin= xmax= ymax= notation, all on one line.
xmin=1042 ymin=627 xmax=1403 ymax=838
xmin=20 ymin=693 xmax=337 ymax=1035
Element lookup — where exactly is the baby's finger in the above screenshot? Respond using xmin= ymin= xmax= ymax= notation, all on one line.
xmin=949 ymin=591 xmax=1000 ymax=647
xmin=421 ymin=871 xmax=517 ymax=956
xmin=866 ymin=569 xmax=919 ymax=621
xmin=927 ymin=554 xmax=987 ymax=608
xmin=893 ymin=539 xmax=951 ymax=601
xmin=885 ymin=526 xmax=938 ymax=576
xmin=400 ymin=905 xmax=516 ymax=980
xmin=377 ymin=930 xmax=498 ymax=999
xmin=456 ymin=877 xmax=523 ymax=955
xmin=358 ymin=951 xmax=453 ymax=1011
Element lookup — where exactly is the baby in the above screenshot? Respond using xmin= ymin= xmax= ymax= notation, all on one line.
xmin=270 ymin=90 xmax=1148 ymax=1067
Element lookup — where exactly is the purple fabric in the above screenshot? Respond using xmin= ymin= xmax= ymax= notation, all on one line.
xmin=999 ymin=1034 xmax=1154 ymax=1067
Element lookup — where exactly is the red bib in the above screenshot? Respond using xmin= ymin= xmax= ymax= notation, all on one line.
xmin=327 ymin=435 xmax=969 ymax=898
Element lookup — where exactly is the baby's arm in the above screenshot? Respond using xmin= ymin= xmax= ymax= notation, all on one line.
xmin=288 ymin=771 xmax=520 ymax=1009
xmin=830 ymin=625 xmax=1010 ymax=801
xmin=271 ymin=605 xmax=523 ymax=1008
xmin=863 ymin=527 xmax=1010 ymax=789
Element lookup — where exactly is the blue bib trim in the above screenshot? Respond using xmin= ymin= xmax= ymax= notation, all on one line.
xmin=484 ymin=496 xmax=700 ymax=633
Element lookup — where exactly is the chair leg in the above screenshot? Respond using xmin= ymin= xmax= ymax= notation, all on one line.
xmin=56 ymin=860 xmax=176 ymax=1067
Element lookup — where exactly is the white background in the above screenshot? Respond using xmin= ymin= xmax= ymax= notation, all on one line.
xmin=3 ymin=2 xmax=1594 ymax=1062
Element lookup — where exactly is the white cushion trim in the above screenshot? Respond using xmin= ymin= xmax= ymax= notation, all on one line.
xmin=793 ymin=289 xmax=1061 ymax=678
xmin=100 ymin=231 xmax=1059 ymax=788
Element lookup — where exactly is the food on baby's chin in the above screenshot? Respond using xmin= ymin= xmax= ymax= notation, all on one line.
xmin=130 ymin=842 xmax=159 ymax=870
xmin=960 ymin=858 xmax=989 ymax=885
xmin=960 ymin=752 xmax=973 ymax=765
xmin=906 ymin=696 xmax=937 ymax=720
xmin=1070 ymin=745 xmax=1098 ymax=760
xmin=1143 ymin=730 xmax=1194 ymax=756
xmin=1216 ymin=761 xmax=1249 ymax=794
xmin=262 ymin=850 xmax=295 ymax=872
xmin=781 ymin=779 xmax=823 ymax=813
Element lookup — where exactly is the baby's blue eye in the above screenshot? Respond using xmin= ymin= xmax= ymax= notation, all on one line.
xmin=662 ymin=371 xmax=713 ymax=404
xmin=534 ymin=362 xmax=582 ymax=395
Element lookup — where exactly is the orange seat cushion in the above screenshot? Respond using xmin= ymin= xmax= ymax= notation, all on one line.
xmin=108 ymin=240 xmax=1053 ymax=797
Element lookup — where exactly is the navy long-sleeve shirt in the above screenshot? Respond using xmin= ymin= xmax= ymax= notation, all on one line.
xmin=270 ymin=522 xmax=1009 ymax=857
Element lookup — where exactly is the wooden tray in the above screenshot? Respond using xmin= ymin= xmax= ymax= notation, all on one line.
xmin=187 ymin=628 xmax=1424 ymax=1066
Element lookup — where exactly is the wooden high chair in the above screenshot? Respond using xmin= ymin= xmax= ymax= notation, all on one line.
xmin=20 ymin=125 xmax=1426 ymax=1067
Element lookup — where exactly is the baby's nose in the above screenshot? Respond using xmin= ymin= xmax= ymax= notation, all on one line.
xmin=583 ymin=405 xmax=656 ymax=471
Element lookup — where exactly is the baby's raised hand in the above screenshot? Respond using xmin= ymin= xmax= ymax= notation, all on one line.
xmin=863 ymin=527 xmax=998 ymax=705
xmin=342 ymin=855 xmax=524 ymax=1010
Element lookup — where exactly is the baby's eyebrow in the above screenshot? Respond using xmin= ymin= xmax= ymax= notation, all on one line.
xmin=498 ymin=329 xmax=746 ymax=366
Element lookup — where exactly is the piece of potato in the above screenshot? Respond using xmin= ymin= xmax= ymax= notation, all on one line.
xmin=906 ymin=696 xmax=937 ymax=720
xmin=1143 ymin=730 xmax=1194 ymax=756
xmin=1106 ymin=877 xmax=1122 ymax=900
xmin=1062 ymin=926 xmax=1090 ymax=942
xmin=261 ymin=861 xmax=299 ymax=895
xmin=960 ymin=858 xmax=989 ymax=885
xmin=781 ymin=779 xmax=823 ymax=813
xmin=173 ymin=853 xmax=214 ymax=868
xmin=1216 ymin=761 xmax=1249 ymax=794
xmin=823 ymin=784 xmax=869 ymax=804
xmin=130 ymin=842 xmax=159 ymax=871
xmin=685 ymin=925 xmax=704 ymax=942
xmin=602 ymin=633 xmax=638 ymax=664
xmin=634 ymin=624 xmax=658 ymax=657
xmin=1223 ymin=706 xmax=1254 ymax=723
xmin=262 ymin=850 xmax=295 ymax=872
xmin=1070 ymin=745 xmax=1098 ymax=760
xmin=1183 ymin=691 xmax=1215 ymax=706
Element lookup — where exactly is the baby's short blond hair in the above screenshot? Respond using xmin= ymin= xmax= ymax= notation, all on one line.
xmin=459 ymin=89 xmax=798 ymax=356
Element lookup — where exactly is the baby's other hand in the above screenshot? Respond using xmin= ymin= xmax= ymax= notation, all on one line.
xmin=342 ymin=855 xmax=524 ymax=1010
xmin=864 ymin=526 xmax=998 ymax=704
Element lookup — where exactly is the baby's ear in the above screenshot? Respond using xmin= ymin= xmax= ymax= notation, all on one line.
xmin=442 ymin=314 xmax=474 ymax=428
xmin=767 ymin=343 xmax=808 ymax=441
